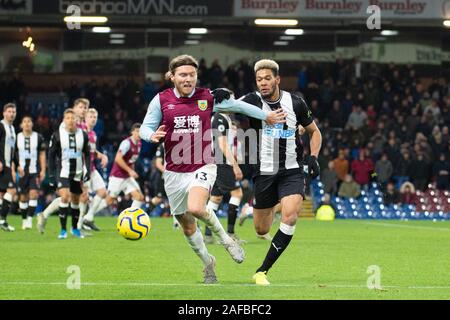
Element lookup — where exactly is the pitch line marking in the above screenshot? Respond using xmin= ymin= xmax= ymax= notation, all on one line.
xmin=1 ymin=281 xmax=450 ymax=290
xmin=364 ymin=222 xmax=450 ymax=231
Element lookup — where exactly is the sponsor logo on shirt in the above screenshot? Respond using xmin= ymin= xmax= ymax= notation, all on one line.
xmin=263 ymin=123 xmax=295 ymax=139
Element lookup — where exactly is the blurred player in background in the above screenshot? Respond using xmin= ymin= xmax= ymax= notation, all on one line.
xmin=106 ymin=123 xmax=145 ymax=209
xmin=78 ymin=108 xmax=108 ymax=231
xmin=48 ymin=109 xmax=90 ymax=239
xmin=150 ymin=143 xmax=179 ymax=229
xmin=0 ymin=103 xmax=17 ymax=231
xmin=16 ymin=115 xmax=46 ymax=230
xmin=38 ymin=98 xmax=90 ymax=232
xmin=204 ymin=101 xmax=246 ymax=245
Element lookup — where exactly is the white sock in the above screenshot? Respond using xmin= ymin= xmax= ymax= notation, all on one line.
xmin=85 ymin=195 xmax=103 ymax=222
xmin=79 ymin=202 xmax=88 ymax=217
xmin=43 ymin=197 xmax=61 ymax=219
xmin=131 ymin=200 xmax=144 ymax=208
xmin=186 ymin=228 xmax=211 ymax=266
xmin=207 ymin=200 xmax=219 ymax=213
xmin=199 ymin=207 xmax=232 ymax=245
xmin=96 ymin=199 xmax=107 ymax=212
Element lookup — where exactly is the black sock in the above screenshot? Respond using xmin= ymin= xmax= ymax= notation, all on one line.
xmin=28 ymin=206 xmax=36 ymax=218
xmin=227 ymin=204 xmax=239 ymax=234
xmin=1 ymin=199 xmax=11 ymax=221
xmin=20 ymin=207 xmax=28 ymax=219
xmin=71 ymin=206 xmax=80 ymax=230
xmin=59 ymin=206 xmax=69 ymax=231
xmin=256 ymin=229 xmax=293 ymax=274
xmin=205 ymin=226 xmax=212 ymax=236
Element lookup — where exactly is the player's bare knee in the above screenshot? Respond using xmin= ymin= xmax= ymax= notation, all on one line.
xmin=134 ymin=193 xmax=144 ymax=202
xmin=97 ymin=189 xmax=107 ymax=198
xmin=231 ymin=188 xmax=243 ymax=199
xmin=187 ymin=205 xmax=204 ymax=217
xmin=60 ymin=195 xmax=70 ymax=203
xmin=29 ymin=190 xmax=39 ymax=200
xmin=255 ymin=224 xmax=270 ymax=236
xmin=80 ymin=193 xmax=89 ymax=202
xmin=281 ymin=212 xmax=298 ymax=226
xmin=209 ymin=195 xmax=222 ymax=204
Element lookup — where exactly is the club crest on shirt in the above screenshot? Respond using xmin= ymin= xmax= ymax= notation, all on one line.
xmin=198 ymin=100 xmax=208 ymax=111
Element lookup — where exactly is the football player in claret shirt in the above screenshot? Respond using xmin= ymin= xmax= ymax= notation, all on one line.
xmin=106 ymin=123 xmax=145 ymax=210
xmin=140 ymin=54 xmax=286 ymax=284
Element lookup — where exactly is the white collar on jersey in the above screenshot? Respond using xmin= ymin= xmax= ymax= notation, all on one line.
xmin=173 ymin=87 xmax=196 ymax=99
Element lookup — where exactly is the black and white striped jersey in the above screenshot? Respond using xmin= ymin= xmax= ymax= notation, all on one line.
xmin=239 ymin=90 xmax=314 ymax=176
xmin=16 ymin=132 xmax=46 ymax=174
xmin=48 ymin=126 xmax=90 ymax=181
xmin=0 ymin=119 xmax=16 ymax=168
xmin=211 ymin=112 xmax=235 ymax=166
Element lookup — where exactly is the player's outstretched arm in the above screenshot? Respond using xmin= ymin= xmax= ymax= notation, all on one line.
xmin=213 ymin=99 xmax=287 ymax=125
xmin=140 ymin=95 xmax=164 ymax=143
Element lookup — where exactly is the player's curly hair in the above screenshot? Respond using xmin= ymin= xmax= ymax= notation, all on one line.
xmin=254 ymin=59 xmax=279 ymax=77
xmin=166 ymin=54 xmax=199 ymax=80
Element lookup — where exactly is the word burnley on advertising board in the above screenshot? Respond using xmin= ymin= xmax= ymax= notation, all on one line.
xmin=234 ymin=0 xmax=450 ymax=19
xmin=33 ymin=0 xmax=233 ymax=16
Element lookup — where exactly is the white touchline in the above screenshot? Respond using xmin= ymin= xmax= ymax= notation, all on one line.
xmin=1 ymin=282 xmax=450 ymax=290
xmin=364 ymin=222 xmax=450 ymax=232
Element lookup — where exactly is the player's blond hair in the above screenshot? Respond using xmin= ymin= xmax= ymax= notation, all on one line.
xmin=73 ymin=98 xmax=90 ymax=108
xmin=166 ymin=54 xmax=199 ymax=80
xmin=88 ymin=108 xmax=98 ymax=116
xmin=254 ymin=59 xmax=279 ymax=77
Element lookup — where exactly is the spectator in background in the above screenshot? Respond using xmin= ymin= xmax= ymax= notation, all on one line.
xmin=432 ymin=153 xmax=450 ymax=190
xmin=318 ymin=147 xmax=332 ymax=171
xmin=345 ymin=105 xmax=367 ymax=131
xmin=208 ymin=59 xmax=223 ymax=89
xmin=328 ymin=100 xmax=346 ymax=128
xmin=410 ymin=153 xmax=430 ymax=191
xmin=338 ymin=174 xmax=361 ymax=198
xmin=400 ymin=182 xmax=417 ymax=205
xmin=297 ymin=65 xmax=308 ymax=91
xmin=67 ymin=80 xmax=81 ymax=106
xmin=384 ymin=182 xmax=401 ymax=205
xmin=375 ymin=153 xmax=394 ymax=190
xmin=333 ymin=149 xmax=349 ymax=185
xmin=321 ymin=161 xmax=338 ymax=196
xmin=141 ymin=78 xmax=157 ymax=104
xmin=351 ymin=150 xmax=374 ymax=189
xmin=423 ymin=99 xmax=441 ymax=125
xmin=395 ymin=152 xmax=413 ymax=179
xmin=198 ymin=58 xmax=209 ymax=86
xmin=224 ymin=64 xmax=238 ymax=91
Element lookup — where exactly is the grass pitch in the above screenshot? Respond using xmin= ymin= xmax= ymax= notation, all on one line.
xmin=1 ymin=215 xmax=450 ymax=300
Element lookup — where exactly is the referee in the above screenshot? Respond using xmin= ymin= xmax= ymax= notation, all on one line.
xmin=239 ymin=59 xmax=322 ymax=285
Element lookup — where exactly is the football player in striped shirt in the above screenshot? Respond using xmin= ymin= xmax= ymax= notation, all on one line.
xmin=48 ymin=109 xmax=91 ymax=239
xmin=0 ymin=103 xmax=17 ymax=232
xmin=239 ymin=59 xmax=322 ymax=285
xmin=15 ymin=115 xmax=46 ymax=230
